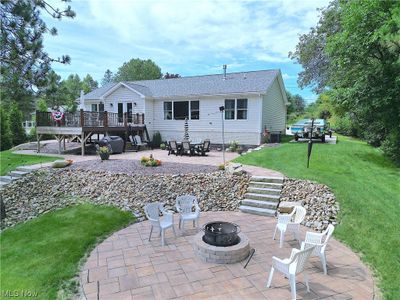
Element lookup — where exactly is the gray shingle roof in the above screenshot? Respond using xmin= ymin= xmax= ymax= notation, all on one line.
xmin=83 ymin=69 xmax=280 ymax=99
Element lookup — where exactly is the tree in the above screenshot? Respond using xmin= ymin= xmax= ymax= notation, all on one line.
xmin=39 ymin=70 xmax=65 ymax=108
xmin=291 ymin=0 xmax=400 ymax=163
xmin=289 ymin=0 xmax=340 ymax=94
xmin=36 ymin=98 xmax=48 ymax=112
xmin=82 ymin=74 xmax=98 ymax=93
xmin=101 ymin=69 xmax=114 ymax=86
xmin=0 ymin=107 xmax=12 ymax=151
xmin=114 ymin=58 xmax=162 ymax=81
xmin=8 ymin=103 xmax=26 ymax=146
xmin=60 ymin=74 xmax=81 ymax=107
xmin=286 ymin=91 xmax=305 ymax=115
xmin=163 ymin=72 xmax=181 ymax=79
xmin=0 ymin=0 xmax=75 ymax=113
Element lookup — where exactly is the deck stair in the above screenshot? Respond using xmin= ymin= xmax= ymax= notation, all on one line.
xmin=239 ymin=176 xmax=284 ymax=216
xmin=0 ymin=166 xmax=35 ymax=189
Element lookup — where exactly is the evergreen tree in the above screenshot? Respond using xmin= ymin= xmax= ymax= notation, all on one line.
xmin=82 ymin=74 xmax=98 ymax=93
xmin=8 ymin=103 xmax=26 ymax=146
xmin=0 ymin=0 xmax=75 ymax=114
xmin=101 ymin=69 xmax=114 ymax=86
xmin=0 ymin=107 xmax=12 ymax=151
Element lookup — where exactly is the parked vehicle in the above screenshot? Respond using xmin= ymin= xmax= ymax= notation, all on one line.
xmin=291 ymin=119 xmax=332 ymax=142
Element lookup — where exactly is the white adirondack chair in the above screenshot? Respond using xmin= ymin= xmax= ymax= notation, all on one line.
xmin=301 ymin=224 xmax=335 ymax=275
xmin=267 ymin=246 xmax=315 ymax=300
xmin=144 ymin=202 xmax=176 ymax=246
xmin=175 ymin=195 xmax=201 ymax=231
xmin=273 ymin=206 xmax=307 ymax=248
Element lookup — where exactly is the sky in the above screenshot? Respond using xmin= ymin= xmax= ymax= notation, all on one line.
xmin=43 ymin=0 xmax=330 ymax=103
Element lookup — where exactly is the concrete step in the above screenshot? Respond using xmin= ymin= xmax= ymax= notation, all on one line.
xmin=249 ymin=181 xmax=283 ymax=189
xmin=247 ymin=187 xmax=281 ymax=195
xmin=250 ymin=176 xmax=284 ymax=184
xmin=244 ymin=193 xmax=280 ymax=202
xmin=241 ymin=199 xmax=279 ymax=210
xmin=0 ymin=176 xmax=14 ymax=183
xmin=8 ymin=170 xmax=29 ymax=178
xmin=239 ymin=205 xmax=276 ymax=217
xmin=16 ymin=166 xmax=35 ymax=173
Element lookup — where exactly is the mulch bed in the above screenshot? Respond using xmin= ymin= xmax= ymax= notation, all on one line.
xmin=68 ymin=159 xmax=217 ymax=175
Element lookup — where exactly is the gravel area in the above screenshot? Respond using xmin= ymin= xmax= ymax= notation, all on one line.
xmin=68 ymin=159 xmax=217 ymax=175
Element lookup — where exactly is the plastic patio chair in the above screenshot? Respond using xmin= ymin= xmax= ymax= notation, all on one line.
xmin=273 ymin=206 xmax=307 ymax=248
xmin=168 ymin=140 xmax=179 ymax=156
xmin=175 ymin=195 xmax=201 ymax=231
xmin=301 ymin=224 xmax=335 ymax=275
xmin=267 ymin=246 xmax=315 ymax=300
xmin=144 ymin=202 xmax=176 ymax=246
xmin=181 ymin=140 xmax=194 ymax=156
xmin=194 ymin=139 xmax=211 ymax=156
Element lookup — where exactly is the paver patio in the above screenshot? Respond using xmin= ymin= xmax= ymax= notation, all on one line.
xmin=80 ymin=211 xmax=376 ymax=300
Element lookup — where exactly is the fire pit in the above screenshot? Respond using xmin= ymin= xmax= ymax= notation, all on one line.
xmin=194 ymin=221 xmax=250 ymax=264
xmin=202 ymin=221 xmax=240 ymax=247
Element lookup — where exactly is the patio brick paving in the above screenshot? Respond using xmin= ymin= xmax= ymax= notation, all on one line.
xmin=80 ymin=211 xmax=377 ymax=300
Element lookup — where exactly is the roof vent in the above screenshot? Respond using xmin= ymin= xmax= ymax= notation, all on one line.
xmin=223 ymin=64 xmax=227 ymax=80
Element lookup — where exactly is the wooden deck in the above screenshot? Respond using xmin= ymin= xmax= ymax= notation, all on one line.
xmin=36 ymin=110 xmax=148 ymax=155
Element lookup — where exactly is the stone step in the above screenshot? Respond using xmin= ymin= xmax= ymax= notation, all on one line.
xmin=8 ymin=170 xmax=29 ymax=178
xmin=0 ymin=181 xmax=9 ymax=188
xmin=247 ymin=187 xmax=281 ymax=195
xmin=244 ymin=193 xmax=280 ymax=202
xmin=250 ymin=176 xmax=284 ymax=184
xmin=249 ymin=181 xmax=283 ymax=189
xmin=16 ymin=166 xmax=35 ymax=173
xmin=0 ymin=176 xmax=14 ymax=183
xmin=241 ymin=199 xmax=279 ymax=210
xmin=239 ymin=205 xmax=276 ymax=217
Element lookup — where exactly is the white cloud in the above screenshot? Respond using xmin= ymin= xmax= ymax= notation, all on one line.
xmin=282 ymin=73 xmax=296 ymax=80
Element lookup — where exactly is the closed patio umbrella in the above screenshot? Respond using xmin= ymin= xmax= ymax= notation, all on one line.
xmin=183 ymin=117 xmax=189 ymax=141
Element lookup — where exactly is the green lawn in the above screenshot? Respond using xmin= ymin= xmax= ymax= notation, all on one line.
xmin=0 ymin=150 xmax=61 ymax=176
xmin=235 ymin=136 xmax=400 ymax=299
xmin=0 ymin=204 xmax=134 ymax=299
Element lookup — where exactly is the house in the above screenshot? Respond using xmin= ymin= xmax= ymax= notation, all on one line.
xmin=80 ymin=68 xmax=289 ymax=146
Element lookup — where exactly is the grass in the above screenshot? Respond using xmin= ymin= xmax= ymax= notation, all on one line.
xmin=235 ymin=135 xmax=400 ymax=299
xmin=0 ymin=204 xmax=134 ymax=299
xmin=0 ymin=150 xmax=61 ymax=176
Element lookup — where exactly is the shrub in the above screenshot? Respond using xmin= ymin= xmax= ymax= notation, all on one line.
xmin=0 ymin=106 xmax=12 ymax=151
xmin=381 ymin=131 xmax=400 ymax=166
xmin=333 ymin=115 xmax=358 ymax=136
xmin=160 ymin=143 xmax=166 ymax=150
xmin=152 ymin=131 xmax=162 ymax=148
xmin=218 ymin=164 xmax=225 ymax=170
xmin=229 ymin=140 xmax=239 ymax=152
xmin=140 ymin=155 xmax=162 ymax=167
xmin=8 ymin=103 xmax=26 ymax=146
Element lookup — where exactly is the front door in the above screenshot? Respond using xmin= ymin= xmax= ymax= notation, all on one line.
xmin=127 ymin=103 xmax=133 ymax=123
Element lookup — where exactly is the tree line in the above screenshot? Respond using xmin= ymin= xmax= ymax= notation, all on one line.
xmin=290 ymin=0 xmax=400 ymax=164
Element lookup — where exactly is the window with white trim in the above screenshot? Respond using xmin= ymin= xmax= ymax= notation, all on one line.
xmin=163 ymin=101 xmax=200 ymax=120
xmin=224 ymin=98 xmax=248 ymax=120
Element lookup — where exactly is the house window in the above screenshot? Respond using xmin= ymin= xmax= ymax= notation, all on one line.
xmin=91 ymin=103 xmax=105 ymax=112
xmin=224 ymin=98 xmax=248 ymax=120
xmin=173 ymin=101 xmax=189 ymax=120
xmin=190 ymin=101 xmax=199 ymax=120
xmin=164 ymin=101 xmax=200 ymax=120
xmin=164 ymin=102 xmax=172 ymax=120
xmin=224 ymin=99 xmax=235 ymax=120
xmin=91 ymin=104 xmax=98 ymax=112
xmin=237 ymin=99 xmax=247 ymax=119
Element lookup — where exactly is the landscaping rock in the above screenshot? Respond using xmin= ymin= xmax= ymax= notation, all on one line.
xmin=280 ymin=178 xmax=339 ymax=231
xmin=1 ymin=169 xmax=250 ymax=229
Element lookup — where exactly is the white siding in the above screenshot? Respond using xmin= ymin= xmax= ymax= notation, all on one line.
xmin=103 ymin=86 xmax=145 ymax=114
xmin=151 ymin=95 xmax=262 ymax=145
xmin=262 ymin=78 xmax=287 ymax=134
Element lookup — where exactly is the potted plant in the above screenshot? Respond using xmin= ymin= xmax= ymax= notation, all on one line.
xmin=160 ymin=143 xmax=166 ymax=150
xmin=97 ymin=145 xmax=111 ymax=161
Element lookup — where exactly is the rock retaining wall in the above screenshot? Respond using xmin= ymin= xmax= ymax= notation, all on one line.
xmin=280 ymin=178 xmax=339 ymax=231
xmin=1 ymin=169 xmax=250 ymax=229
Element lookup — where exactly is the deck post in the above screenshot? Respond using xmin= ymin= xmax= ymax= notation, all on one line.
xmin=63 ymin=136 xmax=66 ymax=150
xmin=80 ymin=109 xmax=84 ymax=127
xmin=124 ymin=112 xmax=128 ymax=127
xmin=104 ymin=111 xmax=108 ymax=128
xmin=142 ymin=113 xmax=145 ymax=124
xmin=81 ymin=132 xmax=85 ymax=156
